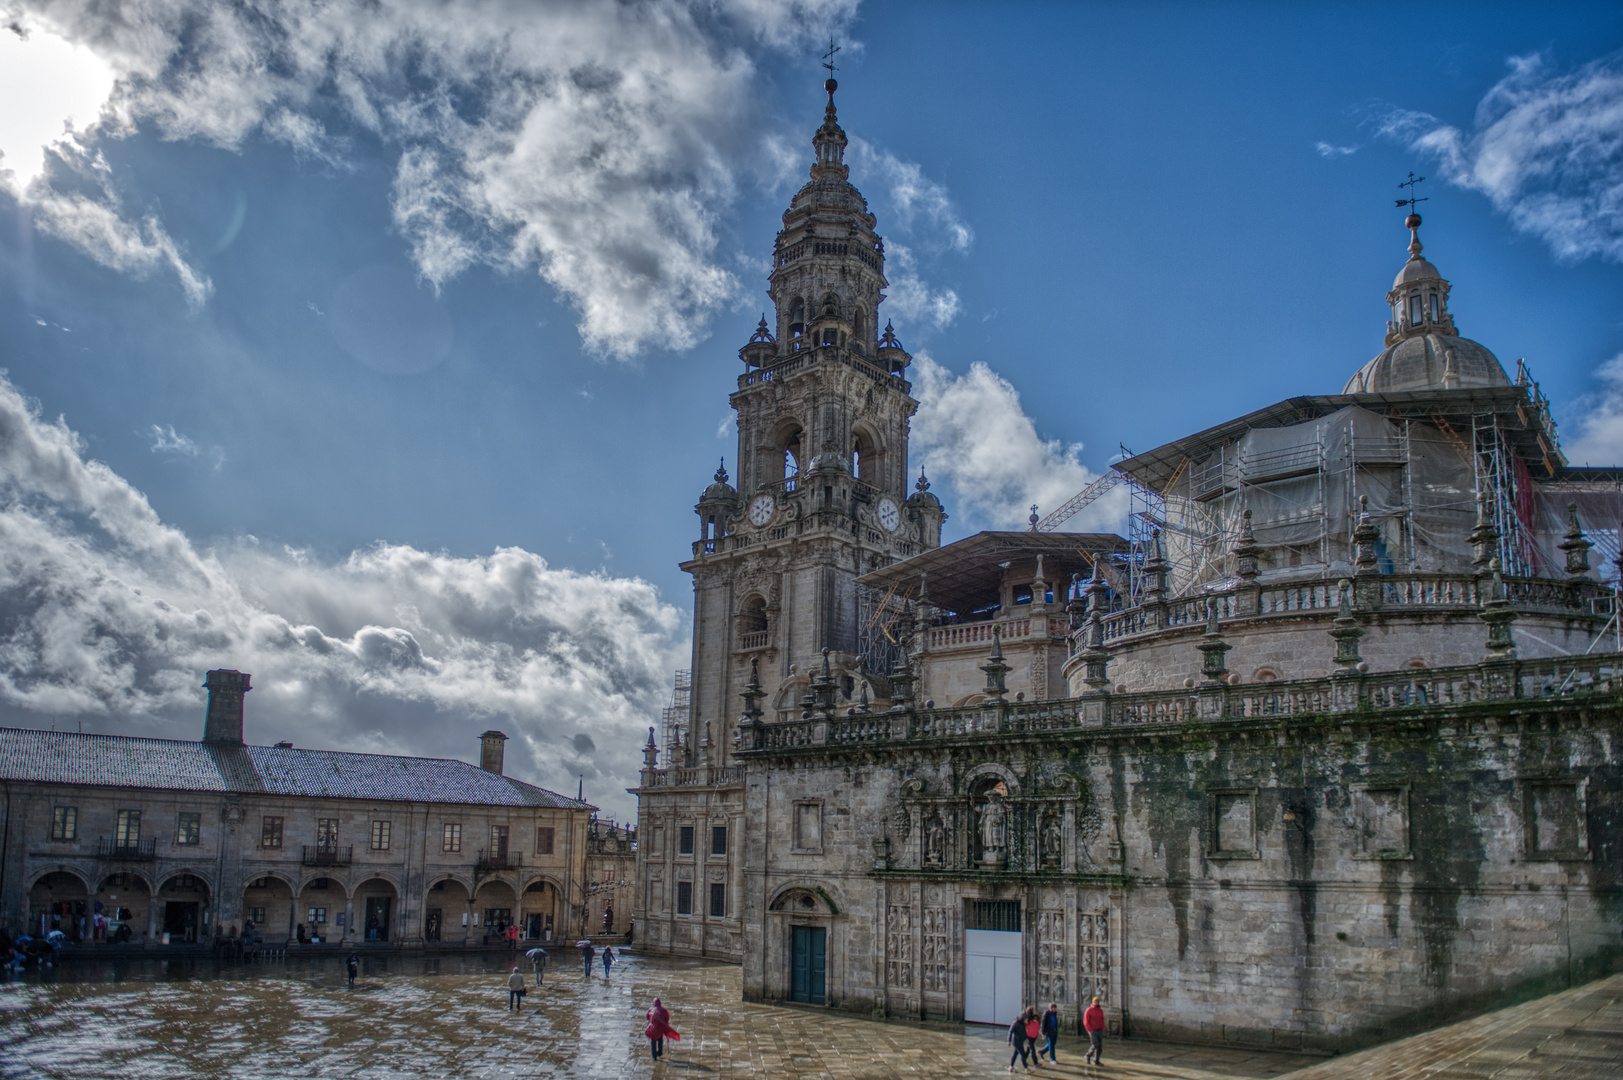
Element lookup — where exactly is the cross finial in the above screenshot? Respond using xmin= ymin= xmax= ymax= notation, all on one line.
xmin=822 ymin=37 xmax=841 ymax=78
xmin=1395 ymin=172 xmax=1429 ymax=213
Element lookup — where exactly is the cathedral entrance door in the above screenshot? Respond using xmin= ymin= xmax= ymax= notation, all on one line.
xmin=964 ymin=900 xmax=1023 ymax=1024
xmin=790 ymin=926 xmax=826 ymax=1004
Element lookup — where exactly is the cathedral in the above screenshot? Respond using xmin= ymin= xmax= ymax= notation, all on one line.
xmin=631 ymin=75 xmax=1623 ymax=1053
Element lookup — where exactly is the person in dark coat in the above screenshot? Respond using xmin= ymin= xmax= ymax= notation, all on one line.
xmin=644 ymin=997 xmax=679 ymax=1060
xmin=581 ymin=941 xmax=596 ymax=977
xmin=602 ymin=945 xmax=615 ymax=977
xmin=1007 ymin=1009 xmax=1032 ymax=1073
xmin=346 ymin=951 xmax=360 ymax=989
xmin=1040 ymin=1002 xmax=1060 ymax=1063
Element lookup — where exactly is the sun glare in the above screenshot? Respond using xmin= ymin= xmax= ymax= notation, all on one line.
xmin=0 ymin=20 xmax=117 ymax=192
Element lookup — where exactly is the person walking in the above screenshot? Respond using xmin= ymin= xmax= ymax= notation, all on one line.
xmin=1007 ymin=1008 xmax=1032 ymax=1073
xmin=602 ymin=944 xmax=615 ymax=977
xmin=505 ymin=922 xmax=519 ymax=951
xmin=507 ymin=965 xmax=527 ymax=1011
xmin=1083 ymin=996 xmax=1106 ymax=1066
xmin=581 ymin=941 xmax=596 ymax=977
xmin=1040 ymin=1002 xmax=1060 ymax=1064
xmin=345 ymin=951 xmax=360 ymax=989
xmin=645 ymin=996 xmax=680 ymax=1060
xmin=527 ymin=946 xmax=548 ymax=986
xmin=1024 ymin=1008 xmax=1044 ymax=1068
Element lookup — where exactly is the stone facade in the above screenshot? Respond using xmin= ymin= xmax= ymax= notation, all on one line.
xmin=634 ymin=78 xmax=1623 ymax=1053
xmin=2 ymin=673 xmax=595 ymax=948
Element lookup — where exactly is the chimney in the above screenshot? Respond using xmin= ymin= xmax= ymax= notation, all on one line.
xmin=203 ymin=670 xmax=251 ymax=744
xmin=479 ymin=730 xmax=508 ymax=774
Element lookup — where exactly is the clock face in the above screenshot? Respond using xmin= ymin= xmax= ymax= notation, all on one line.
xmin=749 ymin=493 xmax=776 ymax=527
xmin=877 ymin=497 xmax=900 ymax=533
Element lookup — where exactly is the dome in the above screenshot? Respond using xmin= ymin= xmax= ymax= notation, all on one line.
xmin=700 ymin=460 xmax=739 ymax=503
xmin=1344 ymin=332 xmax=1510 ymax=395
xmin=1394 ymin=256 xmax=1440 ymax=287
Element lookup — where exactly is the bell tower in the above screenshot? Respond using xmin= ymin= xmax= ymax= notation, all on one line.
xmin=678 ymin=72 xmax=946 ymax=768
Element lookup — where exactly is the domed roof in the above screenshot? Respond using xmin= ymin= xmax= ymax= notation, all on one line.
xmin=700 ymin=460 xmax=738 ymax=503
xmin=1344 ymin=332 xmax=1510 ymax=395
xmin=1394 ymin=256 xmax=1441 ymax=287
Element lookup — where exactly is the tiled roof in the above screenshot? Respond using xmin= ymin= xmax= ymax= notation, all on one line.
xmin=0 ymin=728 xmax=593 ymax=809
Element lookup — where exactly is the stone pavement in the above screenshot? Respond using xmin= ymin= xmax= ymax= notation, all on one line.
xmin=1277 ymin=973 xmax=1623 ymax=1080
xmin=3 ymin=952 xmax=1619 ymax=1078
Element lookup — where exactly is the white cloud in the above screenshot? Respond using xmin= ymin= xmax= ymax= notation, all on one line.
xmin=1315 ymin=141 xmax=1359 ymax=157
xmin=909 ymin=354 xmax=1127 ymax=533
xmin=0 ymin=15 xmax=115 ymax=189
xmin=12 ymin=0 xmax=859 ymax=354
xmin=1380 ymin=52 xmax=1623 ymax=262
xmin=0 ymin=370 xmax=687 ymax=818
xmin=881 ymin=243 xmax=960 ymax=330
xmin=1563 ymin=353 xmax=1623 ymax=466
xmin=148 ymin=423 xmax=223 ymax=470
xmin=850 ymin=139 xmax=973 ymax=252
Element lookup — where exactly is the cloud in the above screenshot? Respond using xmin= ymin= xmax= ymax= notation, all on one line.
xmin=1379 ymin=51 xmax=1623 ymax=262
xmin=850 ymin=139 xmax=973 ymax=252
xmin=1563 ymin=352 xmax=1623 ymax=465
xmin=11 ymin=0 xmax=859 ymax=354
xmin=0 ymin=370 xmax=687 ymax=818
xmin=148 ymin=423 xmax=223 ymax=469
xmin=881 ymin=243 xmax=961 ymax=330
xmin=909 ymin=355 xmax=1128 ymax=533
xmin=1315 ymin=141 xmax=1359 ymax=157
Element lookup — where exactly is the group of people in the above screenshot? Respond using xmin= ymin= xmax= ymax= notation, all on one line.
xmin=504 ymin=941 xmax=622 ymax=1011
xmin=1008 ymin=998 xmax=1108 ymax=1071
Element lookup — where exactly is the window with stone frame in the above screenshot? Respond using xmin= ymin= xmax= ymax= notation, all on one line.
xmin=51 ymin=805 xmax=77 ymax=841
xmin=175 ymin=811 xmax=201 ymax=845
xmin=1355 ymin=786 xmax=1410 ymax=859
xmin=442 ymin=822 xmax=462 ymax=852
xmin=711 ymin=825 xmax=728 ymax=856
xmin=1527 ymin=782 xmax=1588 ymax=859
xmin=1210 ymin=790 xmax=1257 ymax=858
xmin=115 ymin=809 xmax=141 ymax=847
xmin=536 ymin=826 xmax=555 ymax=855
xmin=262 ymin=816 xmax=284 ymax=849
xmin=248 ymin=906 xmax=266 ymax=925
xmin=316 ymin=818 xmax=339 ymax=852
xmin=676 ymin=880 xmax=693 ymax=915
xmin=709 ymin=882 xmax=726 ymax=917
xmin=371 ymin=820 xmax=391 ymax=851
xmin=793 ymin=801 xmax=823 ymax=852
xmin=679 ymin=825 xmax=694 ymax=855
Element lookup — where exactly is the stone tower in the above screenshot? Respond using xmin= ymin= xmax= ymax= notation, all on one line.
xmin=681 ymin=74 xmax=946 ymax=769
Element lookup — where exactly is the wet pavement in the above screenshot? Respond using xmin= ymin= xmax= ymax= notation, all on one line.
xmin=0 ymin=951 xmax=1319 ymax=1079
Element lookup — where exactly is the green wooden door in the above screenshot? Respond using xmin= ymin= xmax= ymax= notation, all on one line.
xmin=791 ymin=926 xmax=826 ymax=1004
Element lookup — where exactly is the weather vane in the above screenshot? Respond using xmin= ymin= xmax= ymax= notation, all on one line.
xmin=1395 ymin=172 xmax=1428 ymax=213
xmin=822 ymin=37 xmax=840 ymax=78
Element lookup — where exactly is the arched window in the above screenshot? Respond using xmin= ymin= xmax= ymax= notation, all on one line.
xmin=1429 ymin=293 xmax=1440 ymax=322
xmin=852 ymin=309 xmax=866 ymax=350
xmin=737 ymin=596 xmax=768 ymax=633
xmin=789 ymin=300 xmax=805 ymax=341
xmin=1409 ymin=293 xmax=1424 ymax=326
xmin=851 ymin=428 xmax=879 ymax=484
xmin=783 ymin=427 xmax=803 ymax=490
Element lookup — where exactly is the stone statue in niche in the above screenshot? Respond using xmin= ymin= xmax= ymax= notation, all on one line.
xmin=976 ymin=781 xmax=1009 ymax=869
xmin=1041 ymin=811 xmax=1063 ymax=868
xmin=924 ymin=813 xmax=946 ymax=867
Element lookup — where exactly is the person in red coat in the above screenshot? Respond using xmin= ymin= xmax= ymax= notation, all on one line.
xmin=645 ymin=997 xmax=680 ymax=1060
xmin=1083 ymin=996 xmax=1107 ymax=1065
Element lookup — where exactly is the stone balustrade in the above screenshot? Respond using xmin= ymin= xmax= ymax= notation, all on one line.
xmin=1091 ymin=573 xmax=1606 ymax=649
xmin=730 ymin=651 xmax=1623 ymax=754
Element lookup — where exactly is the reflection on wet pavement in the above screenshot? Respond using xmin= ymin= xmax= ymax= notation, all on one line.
xmin=0 ymin=952 xmax=1318 ymax=1079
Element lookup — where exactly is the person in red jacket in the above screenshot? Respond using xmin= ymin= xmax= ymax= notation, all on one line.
xmin=1082 ymin=996 xmax=1107 ymax=1065
xmin=645 ymin=997 xmax=680 ymax=1061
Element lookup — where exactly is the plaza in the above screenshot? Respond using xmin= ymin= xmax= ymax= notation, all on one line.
xmin=3 ymin=951 xmax=1619 ymax=1078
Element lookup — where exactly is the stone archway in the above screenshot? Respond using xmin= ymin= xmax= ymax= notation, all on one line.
xmin=155 ymin=871 xmax=212 ymax=943
xmin=424 ymin=876 xmax=472 ymax=943
xmin=94 ymin=871 xmax=152 ymax=943
xmin=295 ymin=875 xmax=344 ymax=944
xmin=242 ymin=875 xmax=296 ymax=943
xmin=28 ymin=869 xmax=90 ymax=941
xmin=473 ymin=880 xmax=518 ymax=944
xmin=520 ymin=878 xmax=563 ymax=943
xmin=352 ymin=876 xmax=400 ymax=944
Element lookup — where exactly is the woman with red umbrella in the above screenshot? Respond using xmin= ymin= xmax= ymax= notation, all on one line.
xmin=644 ymin=996 xmax=680 ymax=1061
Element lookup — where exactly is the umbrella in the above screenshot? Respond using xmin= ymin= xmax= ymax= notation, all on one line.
xmin=575 ymin=939 xmax=592 ymax=947
xmin=45 ymin=931 xmax=66 ymax=944
xmin=525 ymin=948 xmax=547 ymax=959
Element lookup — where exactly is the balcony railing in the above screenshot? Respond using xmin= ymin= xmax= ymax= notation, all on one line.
xmin=302 ymin=845 xmax=353 ymax=867
xmin=96 ymin=836 xmax=156 ymax=861
xmin=725 ymin=651 xmax=1623 ymax=755
xmin=476 ymin=849 xmax=521 ymax=872
xmin=738 ymin=630 xmax=771 ymax=651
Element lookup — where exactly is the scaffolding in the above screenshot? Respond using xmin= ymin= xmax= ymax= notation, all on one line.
xmin=659 ymin=669 xmax=691 ymax=763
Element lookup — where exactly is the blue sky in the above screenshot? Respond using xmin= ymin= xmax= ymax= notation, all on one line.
xmin=2 ymin=1 xmax=1621 ymax=817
